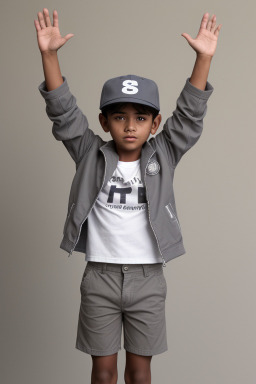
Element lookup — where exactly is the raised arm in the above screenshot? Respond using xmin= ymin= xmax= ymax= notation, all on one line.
xmin=34 ymin=8 xmax=74 ymax=90
xmin=35 ymin=9 xmax=99 ymax=165
xmin=154 ymin=13 xmax=221 ymax=168
xmin=182 ymin=13 xmax=222 ymax=90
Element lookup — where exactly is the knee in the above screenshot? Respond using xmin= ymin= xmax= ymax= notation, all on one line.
xmin=92 ymin=369 xmax=117 ymax=384
xmin=124 ymin=369 xmax=150 ymax=384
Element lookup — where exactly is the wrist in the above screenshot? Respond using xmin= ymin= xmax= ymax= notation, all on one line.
xmin=41 ymin=50 xmax=58 ymax=58
xmin=196 ymin=52 xmax=213 ymax=61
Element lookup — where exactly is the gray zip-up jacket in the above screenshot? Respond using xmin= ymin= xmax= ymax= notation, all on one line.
xmin=38 ymin=76 xmax=213 ymax=266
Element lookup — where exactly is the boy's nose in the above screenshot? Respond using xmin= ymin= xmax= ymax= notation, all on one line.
xmin=125 ymin=118 xmax=136 ymax=131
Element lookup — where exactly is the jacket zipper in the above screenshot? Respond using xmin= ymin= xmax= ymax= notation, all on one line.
xmin=64 ymin=202 xmax=75 ymax=234
xmin=68 ymin=151 xmax=107 ymax=257
xmin=144 ymin=156 xmax=166 ymax=267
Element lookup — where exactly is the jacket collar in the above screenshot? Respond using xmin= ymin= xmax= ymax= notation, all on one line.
xmin=99 ymin=139 xmax=156 ymax=187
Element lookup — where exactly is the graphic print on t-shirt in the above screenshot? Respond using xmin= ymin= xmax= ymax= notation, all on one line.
xmin=100 ymin=159 xmax=147 ymax=213
xmin=106 ymin=175 xmax=146 ymax=210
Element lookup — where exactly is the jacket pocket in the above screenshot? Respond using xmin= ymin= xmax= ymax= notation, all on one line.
xmin=165 ymin=202 xmax=182 ymax=240
xmin=63 ymin=202 xmax=75 ymax=235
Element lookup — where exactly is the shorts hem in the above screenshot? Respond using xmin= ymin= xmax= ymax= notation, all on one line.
xmin=75 ymin=341 xmax=121 ymax=356
xmin=124 ymin=344 xmax=168 ymax=356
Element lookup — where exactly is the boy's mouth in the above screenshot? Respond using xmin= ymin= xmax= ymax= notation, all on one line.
xmin=124 ymin=135 xmax=137 ymax=139
xmin=124 ymin=137 xmax=137 ymax=141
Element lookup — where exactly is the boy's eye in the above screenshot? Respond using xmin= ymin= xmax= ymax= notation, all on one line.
xmin=113 ymin=115 xmax=146 ymax=121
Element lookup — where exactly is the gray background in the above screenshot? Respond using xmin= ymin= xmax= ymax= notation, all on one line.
xmin=1 ymin=0 xmax=255 ymax=383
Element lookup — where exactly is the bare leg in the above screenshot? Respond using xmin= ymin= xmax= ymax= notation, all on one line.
xmin=91 ymin=353 xmax=118 ymax=384
xmin=124 ymin=351 xmax=152 ymax=384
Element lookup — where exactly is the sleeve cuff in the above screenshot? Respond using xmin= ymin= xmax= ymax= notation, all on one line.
xmin=183 ymin=77 xmax=214 ymax=100
xmin=38 ymin=76 xmax=69 ymax=100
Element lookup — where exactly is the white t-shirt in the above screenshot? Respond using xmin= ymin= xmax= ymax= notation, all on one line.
xmin=85 ymin=158 xmax=162 ymax=264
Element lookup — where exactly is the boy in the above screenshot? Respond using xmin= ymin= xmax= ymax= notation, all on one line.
xmin=35 ymin=8 xmax=221 ymax=384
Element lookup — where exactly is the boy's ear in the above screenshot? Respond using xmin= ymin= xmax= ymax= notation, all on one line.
xmin=99 ymin=113 xmax=110 ymax=133
xmin=150 ymin=114 xmax=162 ymax=135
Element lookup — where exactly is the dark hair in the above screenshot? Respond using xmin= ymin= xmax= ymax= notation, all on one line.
xmin=101 ymin=102 xmax=159 ymax=121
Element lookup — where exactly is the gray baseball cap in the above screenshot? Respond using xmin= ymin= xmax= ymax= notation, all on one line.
xmin=100 ymin=74 xmax=160 ymax=112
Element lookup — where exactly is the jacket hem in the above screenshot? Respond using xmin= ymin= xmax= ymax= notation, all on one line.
xmin=60 ymin=237 xmax=75 ymax=253
xmin=162 ymin=241 xmax=186 ymax=263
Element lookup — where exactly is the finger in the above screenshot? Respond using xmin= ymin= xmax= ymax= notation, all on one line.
xmin=64 ymin=34 xmax=75 ymax=41
xmin=38 ymin=11 xmax=46 ymax=29
xmin=43 ymin=8 xmax=52 ymax=27
xmin=214 ymin=24 xmax=222 ymax=37
xmin=52 ymin=10 xmax=59 ymax=28
xmin=213 ymin=23 xmax=219 ymax=33
xmin=210 ymin=15 xmax=216 ymax=32
xmin=206 ymin=14 xmax=213 ymax=31
xmin=200 ymin=13 xmax=209 ymax=31
xmin=181 ymin=33 xmax=194 ymax=45
xmin=34 ymin=19 xmax=41 ymax=32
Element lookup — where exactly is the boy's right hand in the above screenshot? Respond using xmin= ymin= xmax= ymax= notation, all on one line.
xmin=34 ymin=8 xmax=74 ymax=54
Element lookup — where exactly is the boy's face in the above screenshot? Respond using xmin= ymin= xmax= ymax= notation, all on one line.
xmin=99 ymin=103 xmax=162 ymax=162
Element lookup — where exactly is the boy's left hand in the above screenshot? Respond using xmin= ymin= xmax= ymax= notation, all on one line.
xmin=182 ymin=13 xmax=222 ymax=58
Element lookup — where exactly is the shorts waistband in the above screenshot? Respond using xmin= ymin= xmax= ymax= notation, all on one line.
xmin=87 ymin=261 xmax=163 ymax=277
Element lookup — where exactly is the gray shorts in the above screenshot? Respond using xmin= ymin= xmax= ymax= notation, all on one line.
xmin=75 ymin=261 xmax=168 ymax=357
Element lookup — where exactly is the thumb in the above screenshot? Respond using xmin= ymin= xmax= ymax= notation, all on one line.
xmin=181 ymin=33 xmax=193 ymax=45
xmin=64 ymin=33 xmax=75 ymax=42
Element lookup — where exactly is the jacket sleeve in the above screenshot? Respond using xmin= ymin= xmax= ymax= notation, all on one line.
xmin=38 ymin=76 xmax=97 ymax=164
xmin=155 ymin=78 xmax=214 ymax=168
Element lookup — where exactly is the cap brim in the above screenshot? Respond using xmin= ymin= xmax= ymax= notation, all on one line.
xmin=100 ymin=97 xmax=159 ymax=111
